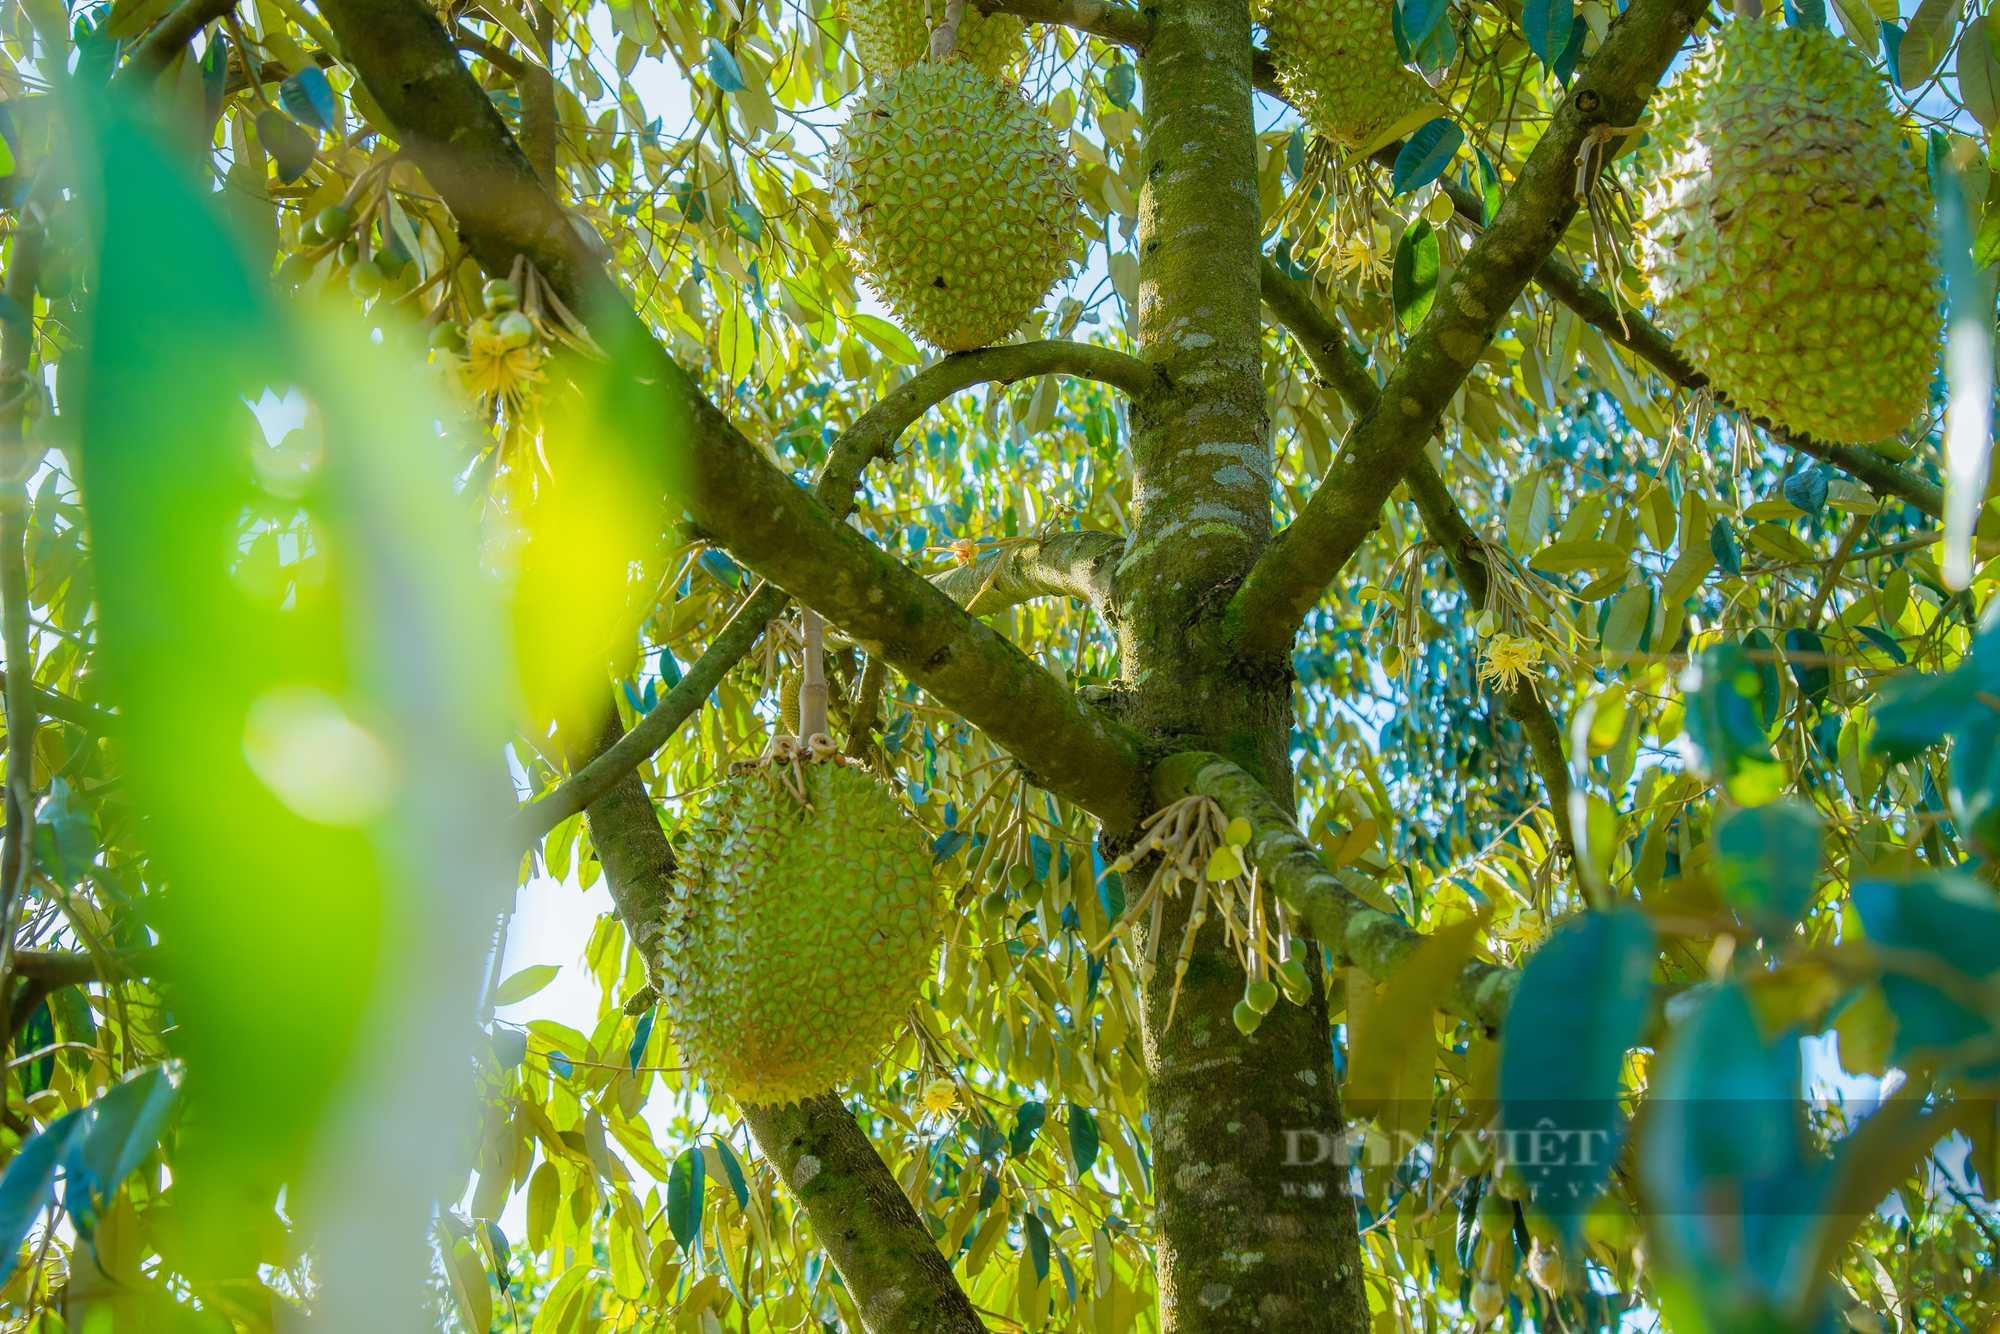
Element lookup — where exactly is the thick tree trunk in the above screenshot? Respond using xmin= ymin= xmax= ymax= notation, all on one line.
xmin=1115 ymin=3 xmax=1368 ymax=1330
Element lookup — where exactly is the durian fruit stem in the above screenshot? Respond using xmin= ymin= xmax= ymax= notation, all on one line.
xmin=1733 ymin=0 xmax=1763 ymax=18
xmin=799 ymin=607 xmax=830 ymax=740
xmin=927 ymin=0 xmax=967 ymax=60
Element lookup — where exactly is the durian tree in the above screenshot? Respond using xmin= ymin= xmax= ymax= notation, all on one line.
xmin=0 ymin=0 xmax=1999 ymax=1329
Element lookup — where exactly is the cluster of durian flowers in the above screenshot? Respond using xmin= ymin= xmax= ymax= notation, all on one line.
xmin=1097 ymin=795 xmax=1309 ymax=1035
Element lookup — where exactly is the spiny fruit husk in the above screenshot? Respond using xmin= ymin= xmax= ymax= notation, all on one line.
xmin=661 ymin=759 xmax=938 ymax=1105
xmin=1636 ymin=20 xmax=1938 ymax=444
xmin=828 ymin=61 xmax=1084 ymax=352
xmin=1254 ymin=0 xmax=1438 ymax=151
xmin=845 ymin=0 xmax=1025 ymax=78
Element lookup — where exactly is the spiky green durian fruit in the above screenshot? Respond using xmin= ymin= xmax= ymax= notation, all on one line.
xmin=845 ymin=0 xmax=1025 ymax=78
xmin=660 ymin=760 xmax=938 ymax=1105
xmin=1253 ymin=0 xmax=1439 ymax=151
xmin=828 ymin=62 xmax=1083 ymax=351
xmin=1636 ymin=20 xmax=1938 ymax=444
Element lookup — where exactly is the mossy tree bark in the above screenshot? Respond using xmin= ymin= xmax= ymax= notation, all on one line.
xmin=1115 ymin=5 xmax=1366 ymax=1331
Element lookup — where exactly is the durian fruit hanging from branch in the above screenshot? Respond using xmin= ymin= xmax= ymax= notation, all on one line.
xmin=844 ymin=0 xmax=1025 ymax=78
xmin=659 ymin=609 xmax=939 ymax=1106
xmin=828 ymin=60 xmax=1084 ymax=352
xmin=1635 ymin=16 xmax=1939 ymax=444
xmin=1253 ymin=0 xmax=1441 ymax=153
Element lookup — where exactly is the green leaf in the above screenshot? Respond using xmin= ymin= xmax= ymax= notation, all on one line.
xmin=708 ymin=41 xmax=746 ymax=92
xmin=1782 ymin=627 xmax=1830 ymax=709
xmin=1681 ymin=642 xmax=1784 ymax=806
xmin=1068 ymin=1104 xmax=1100 ymax=1174
xmin=1505 ymin=470 xmax=1550 ymax=553
xmin=1476 ymin=147 xmax=1501 ymax=226
xmin=279 ymin=66 xmax=339 ymax=133
xmin=494 ymin=963 xmax=560 ymax=1006
xmin=70 ymin=1067 xmax=179 ymax=1240
xmin=1713 ymin=801 xmax=1823 ymax=929
xmin=1392 ymin=219 xmax=1438 ymax=331
xmin=712 ymin=1137 xmax=750 ymax=1209
xmin=852 ymin=312 xmax=922 ymax=364
xmin=1498 ymin=908 xmax=1653 ymax=1242
xmin=1024 ymin=1211 xmax=1051 ymax=1281
xmin=1527 ymin=538 xmax=1627 ymax=574
xmin=1523 ymin=0 xmax=1574 ymax=70
xmin=0 ymin=1109 xmax=86 ymax=1288
xmin=668 ymin=1145 xmax=706 ymax=1253
xmin=1104 ymin=61 xmax=1136 ymax=109
xmin=1599 ymin=583 xmax=1653 ymax=665
xmin=1639 ymin=984 xmax=1812 ymax=1294
xmin=1898 ymin=0 xmax=1962 ymax=87
xmin=1852 ymin=875 xmax=2000 ymax=1071
xmin=1390 ymin=119 xmax=1462 ymax=196
xmin=1958 ymin=15 xmax=2000 ymax=130
xmin=253 ymin=108 xmax=317 ymax=184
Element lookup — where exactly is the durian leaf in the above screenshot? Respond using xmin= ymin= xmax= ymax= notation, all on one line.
xmin=1829 ymin=0 xmax=1880 ymax=49
xmin=1783 ymin=627 xmax=1831 ymax=709
xmin=1781 ymin=468 xmax=1828 ymax=515
xmin=1713 ymin=801 xmax=1823 ymax=929
xmin=712 ymin=1138 xmax=750 ymax=1209
xmin=1025 ymin=1211 xmax=1051 ymax=1281
xmin=1104 ymin=62 xmax=1136 ymax=109
xmin=1505 ymin=470 xmax=1551 ymax=553
xmin=852 ymin=313 xmax=921 ymax=365
xmin=1497 ymin=908 xmax=1652 ymax=1245
xmin=668 ymin=1146 xmax=706 ymax=1253
xmin=707 ymin=41 xmax=746 ymax=92
xmin=1960 ymin=15 xmax=2000 ymax=127
xmin=1551 ymin=13 xmax=1589 ymax=83
xmin=494 ymin=963 xmax=560 ymax=1006
xmin=279 ymin=65 xmax=338 ymax=133
xmin=1522 ymin=0 xmax=1574 ymax=72
xmin=1526 ymin=538 xmax=1626 ymax=573
xmin=1475 ymin=147 xmax=1501 ymax=226
xmin=1897 ymin=0 xmax=1962 ymax=88
xmin=1709 ymin=518 xmax=1742 ymax=575
xmin=1391 ymin=219 xmax=1438 ymax=332
xmin=1853 ymin=624 xmax=1909 ymax=665
xmin=1068 ymin=1104 xmax=1100 ymax=1173
xmin=1783 ymin=0 xmax=1826 ymax=28
xmin=1389 ymin=119 xmax=1462 ymax=196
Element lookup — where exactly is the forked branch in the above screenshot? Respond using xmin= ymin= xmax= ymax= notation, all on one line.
xmin=1224 ymin=0 xmax=1709 ymax=656
xmin=931 ymin=529 xmax=1124 ymax=617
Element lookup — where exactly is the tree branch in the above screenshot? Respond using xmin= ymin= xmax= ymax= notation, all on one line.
xmin=517 ymin=582 xmax=786 ymax=847
xmin=454 ymin=29 xmax=527 ymax=79
xmin=1223 ymin=0 xmax=1707 ymax=656
xmin=109 ymin=0 xmax=239 ymax=92
xmin=1154 ymin=752 xmax=1519 ymax=1029
xmin=513 ymin=342 xmax=1151 ymax=845
xmin=1259 ymin=261 xmax=1573 ymax=853
xmin=971 ymin=0 xmax=1148 ymax=47
xmin=931 ymin=529 xmax=1124 ymax=617
xmin=841 ymin=340 xmax=1160 ymax=474
xmin=739 ymin=1095 xmax=987 ymax=1334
